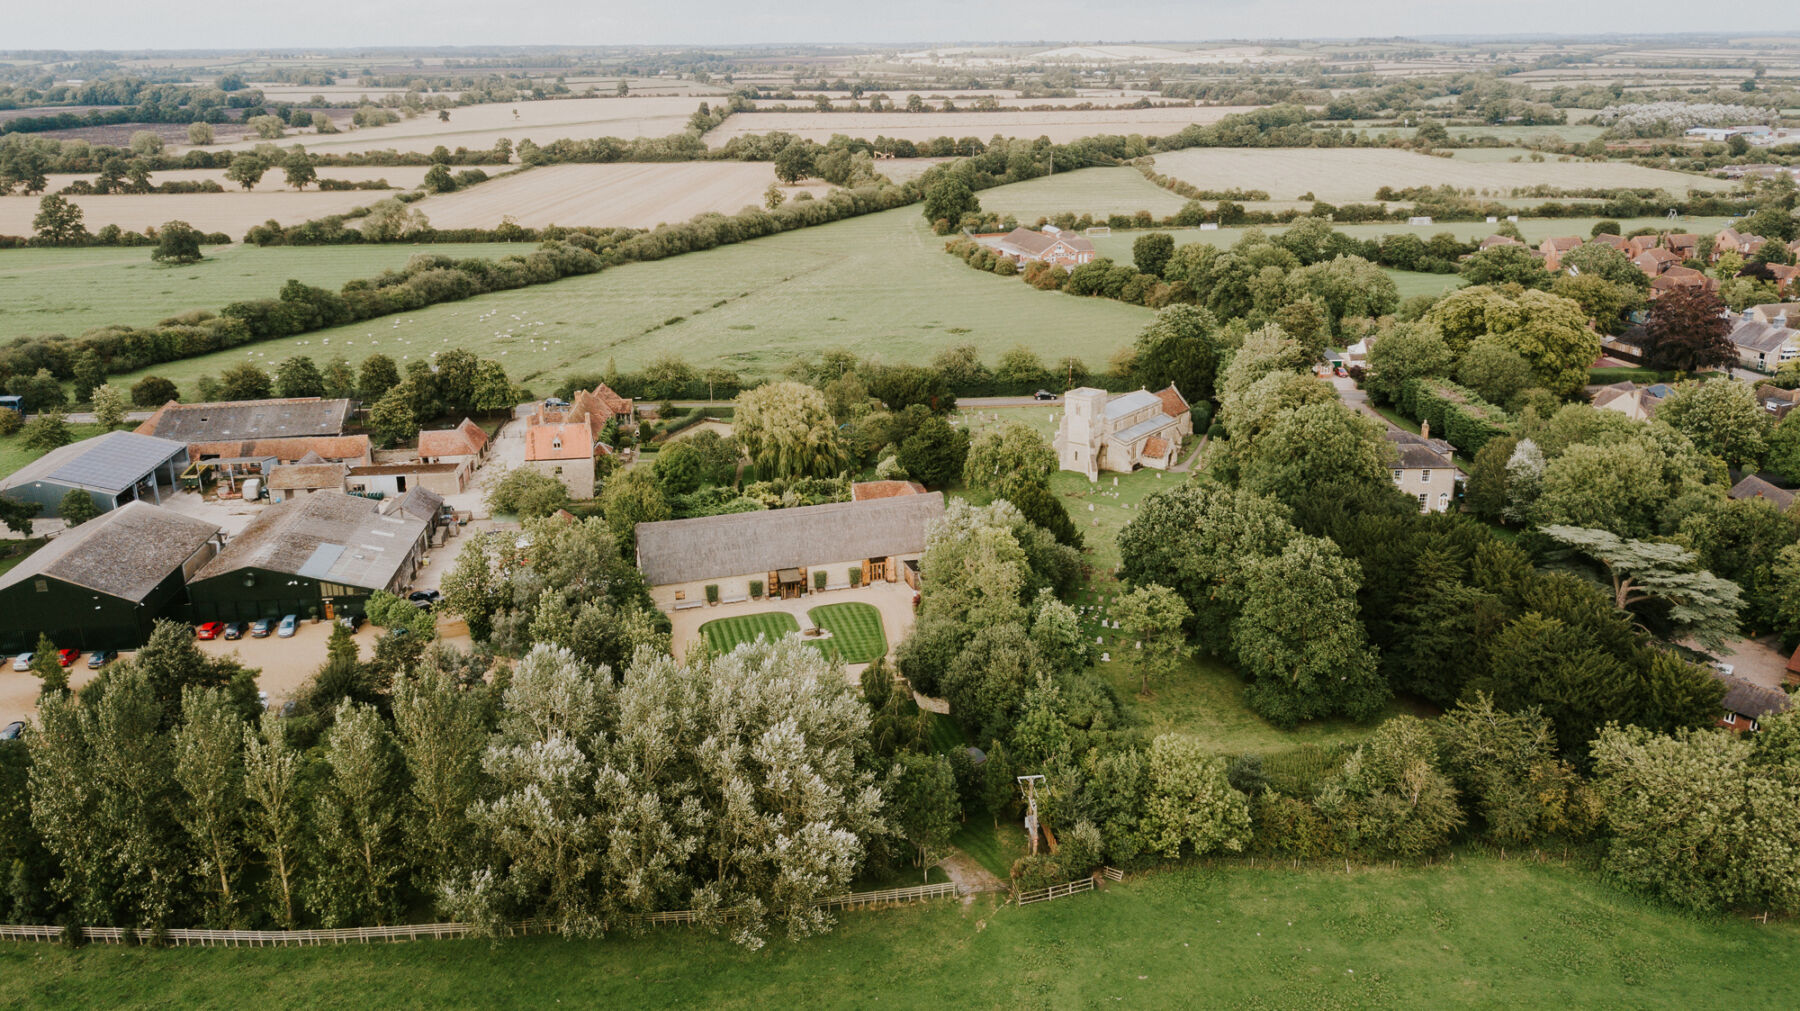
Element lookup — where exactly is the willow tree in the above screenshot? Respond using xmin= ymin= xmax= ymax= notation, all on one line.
xmin=733 ymin=381 xmax=845 ymax=479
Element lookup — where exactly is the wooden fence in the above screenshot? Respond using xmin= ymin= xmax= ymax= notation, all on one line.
xmin=0 ymin=881 xmax=960 ymax=948
xmin=1016 ymin=877 xmax=1096 ymax=906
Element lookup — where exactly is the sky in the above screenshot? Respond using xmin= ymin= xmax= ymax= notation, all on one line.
xmin=9 ymin=2 xmax=1799 ymax=51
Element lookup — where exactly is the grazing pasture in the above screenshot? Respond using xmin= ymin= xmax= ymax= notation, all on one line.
xmin=204 ymin=96 xmax=701 ymax=155
xmin=704 ymin=105 xmax=1264 ymax=146
xmin=0 ymin=242 xmax=534 ymax=340
xmin=0 ymin=191 xmax=381 ymax=238
xmin=412 ymin=163 xmax=829 ymax=229
xmin=971 ymin=167 xmax=1191 ymax=220
xmin=3 ymin=859 xmax=1792 ymax=1008
xmin=1147 ymin=147 xmax=1734 ymax=203
xmin=100 ymin=206 xmax=1153 ymax=393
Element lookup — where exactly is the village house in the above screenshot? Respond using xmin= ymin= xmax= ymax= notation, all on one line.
xmin=1054 ymin=385 xmax=1191 ymax=481
xmin=977 ymin=225 xmax=1098 ymax=268
xmin=1755 ymin=384 xmax=1800 ymax=420
xmin=1587 ymin=233 xmax=1629 ymax=253
xmin=1716 ymin=673 xmax=1791 ymax=733
xmin=1633 ymin=246 xmax=1682 ymax=277
xmin=0 ymin=430 xmax=190 ymax=518
xmin=185 ymin=491 xmax=430 ymax=623
xmin=1386 ymin=428 xmax=1459 ymax=513
xmin=1538 ymin=235 xmax=1583 ymax=271
xmin=416 ymin=418 xmax=489 ymax=466
xmin=1591 ymin=381 xmax=1670 ymax=421
xmin=1726 ymin=309 xmax=1800 ymax=370
xmin=1663 ymin=233 xmax=1700 ymax=259
xmin=523 ymin=421 xmax=597 ymax=499
xmin=0 ymin=502 xmax=222 ymax=653
xmin=1478 ymin=234 xmax=1523 ymax=250
xmin=1648 ymin=265 xmax=1715 ymax=298
xmin=1727 ymin=475 xmax=1795 ymax=512
xmin=1714 ymin=227 xmax=1768 ymax=260
xmin=635 ymin=492 xmax=945 ymax=611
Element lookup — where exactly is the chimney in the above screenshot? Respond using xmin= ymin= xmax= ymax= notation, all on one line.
xmin=1420 ymin=420 xmax=1430 ymax=441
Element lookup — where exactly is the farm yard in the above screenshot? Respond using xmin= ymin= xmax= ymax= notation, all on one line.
xmin=99 ymin=205 xmax=1154 ymax=393
xmin=702 ymin=105 xmax=1264 ymax=146
xmin=410 ymin=163 xmax=831 ymax=230
xmin=203 ymin=96 xmax=703 ymax=155
xmin=1146 ymin=147 xmax=1735 ymax=203
xmin=0 ymin=242 xmax=535 ymax=341
xmin=4 ymin=858 xmax=1794 ymax=1008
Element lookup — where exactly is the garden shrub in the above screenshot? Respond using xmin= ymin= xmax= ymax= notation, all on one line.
xmin=750 ymin=579 xmax=764 ymax=598
xmin=814 ymin=570 xmax=828 ymax=591
xmin=705 ymin=584 xmax=719 ymax=604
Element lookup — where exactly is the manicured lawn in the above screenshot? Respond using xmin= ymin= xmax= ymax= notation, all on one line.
xmin=5 ymin=858 xmax=1794 ymax=1008
xmin=1383 ymin=268 xmax=1464 ymax=300
xmin=0 ymin=423 xmax=109 ymax=482
xmin=101 ymin=207 xmax=1154 ymax=395
xmin=805 ymin=602 xmax=887 ymax=664
xmin=699 ymin=611 xmax=799 ymax=655
xmin=0 ymin=242 xmax=535 ymax=342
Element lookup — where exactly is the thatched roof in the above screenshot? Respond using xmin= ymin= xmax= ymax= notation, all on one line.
xmin=636 ymin=493 xmax=945 ymax=586
xmin=0 ymin=501 xmax=219 ymax=602
xmin=1717 ymin=673 xmax=1792 ymax=720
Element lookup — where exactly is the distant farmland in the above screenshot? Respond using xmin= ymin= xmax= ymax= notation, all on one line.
xmin=412 ymin=163 xmax=830 ymax=230
xmin=704 ymin=105 xmax=1262 ymax=146
xmin=204 ymin=96 xmax=700 ymax=155
xmin=1148 ymin=148 xmax=1735 ymax=203
xmin=0 ymin=190 xmax=386 ymax=238
xmin=101 ymin=206 xmax=1154 ymax=393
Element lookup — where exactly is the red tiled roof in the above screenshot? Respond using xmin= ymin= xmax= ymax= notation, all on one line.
xmin=1543 ymin=236 xmax=1583 ymax=251
xmin=190 ymin=434 xmax=371 ymax=463
xmin=1141 ymin=436 xmax=1170 ymax=459
xmin=524 ymin=422 xmax=594 ymax=462
xmin=417 ymin=418 xmax=487 ymax=458
xmin=1154 ymin=384 xmax=1189 ymax=419
xmin=590 ymin=383 xmax=633 ymax=415
xmin=851 ymin=480 xmax=926 ymax=501
xmin=1788 ymin=645 xmax=1800 ymax=676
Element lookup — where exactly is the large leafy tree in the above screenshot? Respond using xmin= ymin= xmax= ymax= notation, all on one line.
xmin=308 ymin=700 xmax=404 ymax=926
xmin=151 ymin=220 xmax=205 ymax=265
xmin=895 ymin=409 xmax=968 ymax=489
xmin=1233 ymin=534 xmax=1388 ymax=727
xmin=1655 ymin=380 xmax=1771 ymax=470
xmin=1131 ymin=304 xmax=1224 ymax=402
xmin=1140 ymin=735 xmax=1252 ymax=859
xmin=963 ymin=421 xmax=1055 ymax=493
xmin=1643 ymin=287 xmax=1735 ymax=373
xmin=734 ymin=381 xmax=845 ymax=479
xmin=32 ymin=194 xmax=87 ymax=245
xmin=1541 ymin=524 xmax=1745 ymax=651
xmin=1362 ymin=320 xmax=1452 ymax=406
xmin=1113 ymin=583 xmax=1192 ymax=696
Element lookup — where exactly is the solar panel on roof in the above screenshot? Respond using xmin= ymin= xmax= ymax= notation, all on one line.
xmin=44 ymin=432 xmax=185 ymax=494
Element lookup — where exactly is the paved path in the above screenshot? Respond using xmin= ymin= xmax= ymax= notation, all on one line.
xmin=1170 ymin=435 xmax=1209 ymax=473
xmin=937 ymin=848 xmax=1007 ymax=902
xmin=1331 ymin=375 xmax=1398 ymax=429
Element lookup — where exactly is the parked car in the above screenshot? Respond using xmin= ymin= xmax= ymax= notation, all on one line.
xmin=336 ymin=614 xmax=365 ymax=631
xmin=195 ymin=621 xmax=225 ymax=640
xmin=409 ymin=589 xmax=442 ymax=610
xmin=249 ymin=618 xmax=273 ymax=638
xmin=223 ymin=622 xmax=245 ymax=640
xmin=385 ymin=626 xmax=411 ymax=640
xmin=10 ymin=653 xmax=31 ymax=672
xmin=86 ymin=650 xmax=116 ymax=669
xmin=277 ymin=614 xmax=298 ymax=638
xmin=0 ymin=721 xmax=23 ymax=741
xmin=57 ymin=649 xmax=80 ymax=667
xmin=1033 ymin=389 xmax=1058 ymax=401
xmin=544 ymin=397 xmax=570 ymax=409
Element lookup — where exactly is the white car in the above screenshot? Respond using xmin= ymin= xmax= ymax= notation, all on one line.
xmin=11 ymin=653 xmax=32 ymax=672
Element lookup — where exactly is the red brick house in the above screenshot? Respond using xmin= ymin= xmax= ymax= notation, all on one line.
xmin=1716 ymin=673 xmax=1791 ymax=732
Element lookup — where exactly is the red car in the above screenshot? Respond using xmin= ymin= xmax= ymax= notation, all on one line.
xmin=196 ymin=621 xmax=225 ymax=640
xmin=56 ymin=649 xmax=80 ymax=667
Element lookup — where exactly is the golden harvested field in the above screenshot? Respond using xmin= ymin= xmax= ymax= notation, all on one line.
xmin=412 ymin=163 xmax=829 ymax=229
xmin=705 ymin=106 xmax=1266 ymax=146
xmin=1148 ymin=148 xmax=1735 ymax=203
xmin=40 ymin=165 xmax=435 ymax=192
xmin=204 ymin=96 xmax=700 ymax=155
xmin=0 ymin=191 xmax=380 ymax=236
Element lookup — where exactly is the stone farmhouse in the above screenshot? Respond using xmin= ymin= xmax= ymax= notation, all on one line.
xmin=1387 ymin=429 xmax=1459 ymax=514
xmin=1054 ymin=386 xmax=1192 ymax=481
xmin=524 ymin=421 xmax=598 ymax=499
xmin=977 ymin=226 xmax=1098 ymax=268
xmin=417 ymin=418 xmax=490 ymax=466
xmin=636 ymin=492 xmax=944 ymax=612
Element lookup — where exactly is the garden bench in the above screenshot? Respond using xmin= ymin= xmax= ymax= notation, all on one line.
xmin=673 ymin=600 xmax=704 ymax=611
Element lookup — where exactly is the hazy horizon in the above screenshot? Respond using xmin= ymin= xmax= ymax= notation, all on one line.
xmin=11 ymin=2 xmax=1800 ymax=53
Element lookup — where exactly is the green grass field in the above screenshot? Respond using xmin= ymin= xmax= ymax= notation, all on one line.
xmin=0 ymin=242 xmax=537 ymax=342
xmin=806 ymin=602 xmax=888 ymax=664
xmin=0 ymin=537 xmax=48 ymax=577
xmin=699 ymin=611 xmax=800 ymax=655
xmin=973 ymin=166 xmax=1190 ymax=220
xmin=102 ymin=207 xmax=1154 ymax=395
xmin=5 ymin=858 xmax=1792 ymax=1009
xmin=0 ymin=422 xmax=108 ymax=482
xmin=1384 ymin=268 xmax=1466 ymax=299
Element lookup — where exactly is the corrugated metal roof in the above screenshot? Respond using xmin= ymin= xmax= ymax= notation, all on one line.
xmin=0 ymin=431 xmax=187 ymax=495
xmin=0 ymin=501 xmax=218 ymax=601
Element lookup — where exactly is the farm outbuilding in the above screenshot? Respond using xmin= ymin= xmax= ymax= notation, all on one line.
xmin=185 ymin=491 xmax=429 ymax=623
xmin=0 ymin=502 xmax=222 ymax=652
xmin=137 ymin=397 xmax=355 ymax=445
xmin=346 ymin=461 xmax=468 ymax=498
xmin=0 ymin=431 xmax=190 ymax=518
xmin=635 ymin=492 xmax=943 ymax=611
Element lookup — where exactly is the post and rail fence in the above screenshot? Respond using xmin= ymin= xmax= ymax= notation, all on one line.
xmin=0 ymin=881 xmax=961 ymax=948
